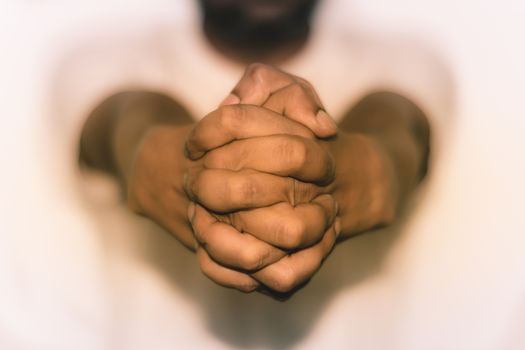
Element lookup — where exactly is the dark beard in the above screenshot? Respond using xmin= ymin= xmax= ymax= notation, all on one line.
xmin=199 ymin=0 xmax=318 ymax=54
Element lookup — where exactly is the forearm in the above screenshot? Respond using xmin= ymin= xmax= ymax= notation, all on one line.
xmin=126 ymin=124 xmax=196 ymax=249
xmin=338 ymin=91 xmax=430 ymax=203
xmin=79 ymin=91 xmax=197 ymax=249
xmin=328 ymin=91 xmax=430 ymax=238
xmin=79 ymin=91 xmax=194 ymax=184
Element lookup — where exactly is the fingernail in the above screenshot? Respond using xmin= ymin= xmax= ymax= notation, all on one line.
xmin=187 ymin=202 xmax=196 ymax=221
xmin=334 ymin=217 xmax=342 ymax=238
xmin=220 ymin=93 xmax=240 ymax=106
xmin=316 ymin=110 xmax=337 ymax=135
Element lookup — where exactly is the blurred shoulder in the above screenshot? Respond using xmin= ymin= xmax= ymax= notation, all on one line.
xmin=51 ymin=1 xmax=198 ymax=130
xmin=327 ymin=25 xmax=456 ymax=141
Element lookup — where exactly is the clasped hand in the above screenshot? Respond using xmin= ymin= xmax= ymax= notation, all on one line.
xmin=184 ymin=64 xmax=342 ymax=296
xmin=126 ymin=63 xmax=398 ymax=298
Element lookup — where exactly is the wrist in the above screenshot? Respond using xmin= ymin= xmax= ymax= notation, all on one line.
xmin=338 ymin=91 xmax=430 ymax=200
xmin=126 ymin=123 xmax=197 ymax=250
xmin=80 ymin=91 xmax=194 ymax=181
xmin=328 ymin=131 xmax=398 ymax=239
xmin=111 ymin=111 xmax=155 ymax=184
xmin=126 ymin=123 xmax=194 ymax=203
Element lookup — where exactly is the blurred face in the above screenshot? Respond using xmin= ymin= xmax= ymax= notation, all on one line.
xmin=200 ymin=0 xmax=317 ymax=23
xmin=199 ymin=0 xmax=318 ymax=49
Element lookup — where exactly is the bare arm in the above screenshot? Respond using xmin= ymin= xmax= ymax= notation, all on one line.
xmin=80 ymin=91 xmax=194 ymax=181
xmin=338 ymin=91 xmax=430 ymax=201
xmin=330 ymin=91 xmax=431 ymax=238
xmin=78 ymin=66 xmax=431 ymax=297
xmin=79 ymin=91 xmax=197 ymax=249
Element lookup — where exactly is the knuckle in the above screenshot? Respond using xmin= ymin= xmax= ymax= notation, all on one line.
xmin=217 ymin=105 xmax=246 ymax=130
xmin=275 ymin=216 xmax=306 ymax=249
xmin=297 ymin=77 xmax=315 ymax=91
xmin=239 ymin=245 xmax=267 ymax=271
xmin=247 ymin=63 xmax=271 ymax=82
xmin=293 ymin=181 xmax=321 ymax=204
xmin=198 ymin=252 xmax=258 ymax=293
xmin=238 ymin=281 xmax=258 ymax=293
xmin=271 ymin=266 xmax=297 ymax=293
xmin=198 ymin=222 xmax=218 ymax=244
xmin=275 ymin=137 xmax=308 ymax=172
xmin=228 ymin=176 xmax=257 ymax=207
xmin=288 ymin=82 xmax=309 ymax=99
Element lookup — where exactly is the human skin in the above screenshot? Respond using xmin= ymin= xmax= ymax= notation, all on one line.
xmin=80 ymin=64 xmax=429 ymax=297
xmin=199 ymin=0 xmax=318 ymax=63
xmin=182 ymin=64 xmax=428 ymax=294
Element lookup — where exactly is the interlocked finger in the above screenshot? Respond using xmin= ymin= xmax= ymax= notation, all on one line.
xmin=191 ymin=203 xmax=287 ymax=271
